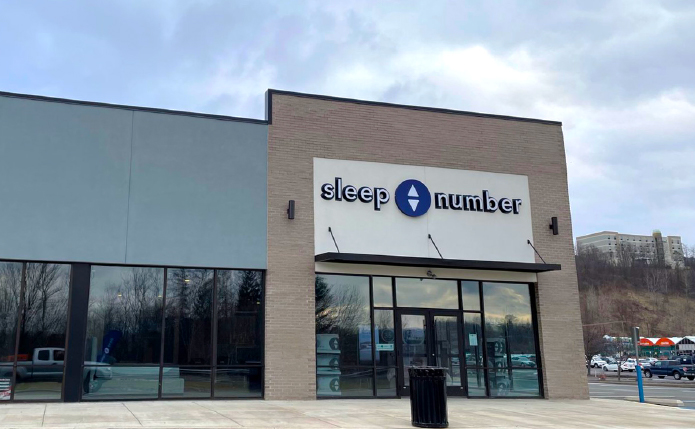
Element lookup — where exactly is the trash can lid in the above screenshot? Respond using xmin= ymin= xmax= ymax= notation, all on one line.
xmin=408 ymin=367 xmax=448 ymax=377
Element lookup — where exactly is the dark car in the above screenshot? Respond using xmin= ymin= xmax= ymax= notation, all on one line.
xmin=644 ymin=359 xmax=695 ymax=381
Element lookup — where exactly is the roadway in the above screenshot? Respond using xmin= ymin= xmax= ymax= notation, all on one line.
xmin=590 ymin=382 xmax=695 ymax=408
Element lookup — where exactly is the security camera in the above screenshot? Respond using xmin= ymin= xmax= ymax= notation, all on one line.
xmin=426 ymin=270 xmax=437 ymax=279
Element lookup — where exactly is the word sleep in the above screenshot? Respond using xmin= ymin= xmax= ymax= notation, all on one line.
xmin=434 ymin=191 xmax=522 ymax=214
xmin=320 ymin=177 xmax=391 ymax=210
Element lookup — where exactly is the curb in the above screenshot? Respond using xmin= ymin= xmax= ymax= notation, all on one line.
xmin=624 ymin=396 xmax=684 ymax=407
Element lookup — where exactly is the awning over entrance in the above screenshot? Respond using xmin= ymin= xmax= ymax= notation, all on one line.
xmin=639 ymin=338 xmax=656 ymax=346
xmin=315 ymin=252 xmax=561 ymax=273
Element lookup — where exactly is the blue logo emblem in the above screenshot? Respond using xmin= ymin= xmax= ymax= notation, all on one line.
xmin=395 ymin=179 xmax=431 ymax=217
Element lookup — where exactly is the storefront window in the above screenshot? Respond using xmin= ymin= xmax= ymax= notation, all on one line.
xmin=483 ymin=282 xmax=537 ymax=366
xmin=315 ymin=275 xmax=371 ymax=366
xmin=214 ymin=270 xmax=263 ymax=399
xmin=315 ymin=274 xmax=372 ymax=397
xmin=463 ymin=313 xmax=484 ymax=368
xmin=487 ymin=368 xmax=540 ymax=397
xmin=374 ymin=310 xmax=396 ymax=366
xmin=164 ymin=269 xmax=214 ymax=366
xmin=216 ymin=270 xmax=263 ymax=365
xmin=0 ymin=260 xmax=265 ymax=402
xmin=316 ymin=275 xmax=541 ymax=398
xmin=215 ymin=367 xmax=262 ymax=398
xmin=372 ymin=277 xmax=393 ymax=307
xmin=83 ymin=266 xmax=163 ymax=400
xmin=395 ymin=278 xmax=458 ymax=309
xmin=482 ymin=282 xmax=539 ymax=397
xmin=15 ymin=263 xmax=70 ymax=401
xmin=461 ymin=281 xmax=481 ymax=311
xmin=0 ymin=262 xmax=22 ymax=400
xmin=85 ymin=266 xmax=164 ymax=365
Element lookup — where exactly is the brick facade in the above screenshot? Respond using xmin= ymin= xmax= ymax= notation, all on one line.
xmin=265 ymin=91 xmax=589 ymax=400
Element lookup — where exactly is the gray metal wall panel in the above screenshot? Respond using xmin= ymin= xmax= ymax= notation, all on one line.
xmin=0 ymin=97 xmax=132 ymax=263
xmin=125 ymin=111 xmax=267 ymax=269
xmin=0 ymin=95 xmax=268 ymax=269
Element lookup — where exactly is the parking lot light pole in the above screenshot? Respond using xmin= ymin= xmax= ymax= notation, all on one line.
xmin=634 ymin=326 xmax=645 ymax=403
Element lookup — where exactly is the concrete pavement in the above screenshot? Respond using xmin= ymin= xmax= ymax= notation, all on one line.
xmin=0 ymin=397 xmax=694 ymax=428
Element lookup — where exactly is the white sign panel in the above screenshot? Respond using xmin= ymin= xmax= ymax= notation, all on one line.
xmin=314 ymin=158 xmax=535 ymax=263
xmin=469 ymin=334 xmax=478 ymax=347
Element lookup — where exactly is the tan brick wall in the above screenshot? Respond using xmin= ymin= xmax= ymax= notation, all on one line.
xmin=265 ymin=93 xmax=589 ymax=400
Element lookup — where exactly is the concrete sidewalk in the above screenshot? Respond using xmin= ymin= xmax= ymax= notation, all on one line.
xmin=0 ymin=397 xmax=692 ymax=428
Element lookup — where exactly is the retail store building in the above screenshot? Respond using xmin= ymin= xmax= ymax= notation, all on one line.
xmin=0 ymin=90 xmax=588 ymax=402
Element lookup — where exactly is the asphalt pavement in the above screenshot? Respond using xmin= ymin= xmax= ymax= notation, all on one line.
xmin=590 ymin=381 xmax=695 ymax=409
xmin=587 ymin=368 xmax=695 ymax=385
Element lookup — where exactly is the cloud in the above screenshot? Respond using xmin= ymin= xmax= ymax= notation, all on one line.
xmin=0 ymin=0 xmax=693 ymax=244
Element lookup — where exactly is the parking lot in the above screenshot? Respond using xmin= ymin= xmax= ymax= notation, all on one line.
xmin=590 ymin=382 xmax=695 ymax=409
xmin=588 ymin=368 xmax=695 ymax=384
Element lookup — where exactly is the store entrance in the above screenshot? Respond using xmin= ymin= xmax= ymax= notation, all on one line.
xmin=395 ymin=309 xmax=465 ymax=396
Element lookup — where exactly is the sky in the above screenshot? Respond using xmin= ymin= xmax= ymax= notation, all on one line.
xmin=1 ymin=0 xmax=694 ymax=246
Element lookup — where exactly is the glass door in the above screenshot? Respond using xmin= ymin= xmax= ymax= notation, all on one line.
xmin=433 ymin=315 xmax=462 ymax=392
xmin=396 ymin=310 xmax=464 ymax=396
xmin=399 ymin=312 xmax=429 ymax=389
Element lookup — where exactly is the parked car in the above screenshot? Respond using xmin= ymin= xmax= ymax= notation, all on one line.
xmin=511 ymin=356 xmax=536 ymax=367
xmin=675 ymin=356 xmax=695 ymax=365
xmin=602 ymin=361 xmax=619 ymax=372
xmin=643 ymin=359 xmax=695 ymax=380
xmin=0 ymin=347 xmax=111 ymax=394
xmin=638 ymin=359 xmax=652 ymax=368
xmin=590 ymin=356 xmax=607 ymax=368
xmin=620 ymin=358 xmax=636 ymax=372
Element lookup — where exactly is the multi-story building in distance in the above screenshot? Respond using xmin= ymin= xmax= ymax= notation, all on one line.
xmin=576 ymin=230 xmax=684 ymax=267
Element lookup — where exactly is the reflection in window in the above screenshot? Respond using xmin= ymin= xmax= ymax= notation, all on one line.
xmin=376 ymin=367 xmax=397 ymax=396
xmin=461 ymin=281 xmax=481 ymax=311
xmin=463 ymin=313 xmax=483 ymax=368
xmin=316 ymin=275 xmax=372 ymax=397
xmin=85 ymin=266 xmax=164 ymax=365
xmin=164 ymin=269 xmax=213 ymax=365
xmin=335 ymin=367 xmax=374 ymax=397
xmin=372 ymin=277 xmax=393 ymax=307
xmin=396 ymin=278 xmax=458 ymax=309
xmin=83 ymin=366 xmax=158 ymax=400
xmin=162 ymin=367 xmax=211 ymax=398
xmin=315 ymin=275 xmax=371 ymax=367
xmin=374 ymin=310 xmax=396 ymax=367
xmin=15 ymin=263 xmax=70 ymax=400
xmin=433 ymin=315 xmax=460 ymax=387
xmin=483 ymin=283 xmax=537 ymax=368
xmin=216 ymin=270 xmax=263 ymax=365
xmin=466 ymin=368 xmax=486 ymax=396
xmin=215 ymin=367 xmax=262 ymax=398
xmin=488 ymin=368 xmax=539 ymax=397
xmin=0 ymin=262 xmax=22 ymax=388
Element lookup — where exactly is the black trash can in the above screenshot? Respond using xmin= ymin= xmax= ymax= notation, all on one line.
xmin=408 ymin=367 xmax=448 ymax=428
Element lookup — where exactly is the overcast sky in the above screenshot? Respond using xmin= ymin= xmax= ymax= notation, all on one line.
xmin=1 ymin=0 xmax=693 ymax=245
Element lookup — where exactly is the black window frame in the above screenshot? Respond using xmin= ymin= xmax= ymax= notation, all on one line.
xmin=0 ymin=258 xmax=265 ymax=403
xmin=315 ymin=272 xmax=544 ymax=399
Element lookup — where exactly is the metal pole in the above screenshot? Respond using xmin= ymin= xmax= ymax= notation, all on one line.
xmin=634 ymin=327 xmax=645 ymax=403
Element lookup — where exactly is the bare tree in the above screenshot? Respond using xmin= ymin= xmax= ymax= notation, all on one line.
xmin=644 ymin=268 xmax=669 ymax=311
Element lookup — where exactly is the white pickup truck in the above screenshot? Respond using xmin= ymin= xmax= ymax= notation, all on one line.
xmin=1 ymin=348 xmax=111 ymax=393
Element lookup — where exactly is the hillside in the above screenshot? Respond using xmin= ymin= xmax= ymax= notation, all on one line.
xmin=577 ymin=245 xmax=695 ymax=356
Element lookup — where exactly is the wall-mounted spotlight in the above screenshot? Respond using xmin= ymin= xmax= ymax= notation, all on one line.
xmin=549 ymin=217 xmax=559 ymax=235
xmin=287 ymin=200 xmax=295 ymax=219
